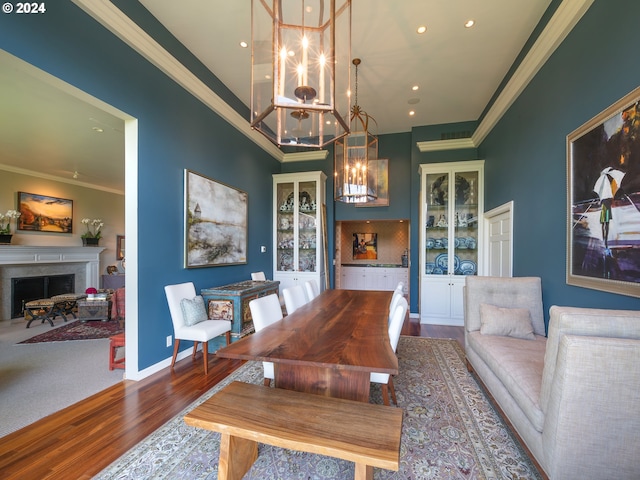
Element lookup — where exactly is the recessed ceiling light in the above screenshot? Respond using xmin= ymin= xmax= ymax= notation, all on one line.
xmin=239 ymin=41 xmax=248 ymax=48
xmin=409 ymin=110 xmax=416 ymax=116
xmin=412 ymin=85 xmax=419 ymax=91
xmin=92 ymin=126 xmax=103 ymax=133
xmin=464 ymin=20 xmax=475 ymax=28
xmin=416 ymin=25 xmax=427 ymax=34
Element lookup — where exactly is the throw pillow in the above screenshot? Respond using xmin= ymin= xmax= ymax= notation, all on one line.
xmin=180 ymin=295 xmax=208 ymax=326
xmin=479 ymin=303 xmax=535 ymax=340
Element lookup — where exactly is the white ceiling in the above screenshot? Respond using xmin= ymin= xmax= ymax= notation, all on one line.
xmin=0 ymin=0 xmax=554 ymax=192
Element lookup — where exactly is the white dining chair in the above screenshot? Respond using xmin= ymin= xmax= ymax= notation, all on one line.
xmin=371 ymin=296 xmax=408 ymax=406
xmin=388 ymin=287 xmax=404 ymax=323
xmin=251 ymin=271 xmax=266 ymax=281
xmin=283 ymin=285 xmax=308 ymax=315
xmin=164 ymin=282 xmax=231 ymax=375
xmin=248 ymin=293 xmax=283 ymax=386
xmin=304 ymin=279 xmax=320 ymax=301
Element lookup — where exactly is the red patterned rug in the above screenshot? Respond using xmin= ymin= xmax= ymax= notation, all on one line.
xmin=18 ymin=320 xmax=124 ymax=344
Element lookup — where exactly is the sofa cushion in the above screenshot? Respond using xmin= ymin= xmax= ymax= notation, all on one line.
xmin=480 ymin=303 xmax=535 ymax=340
xmin=464 ymin=276 xmax=545 ymax=336
xmin=180 ymin=295 xmax=208 ymax=326
xmin=540 ymin=305 xmax=640 ymax=414
xmin=468 ymin=331 xmax=547 ymax=432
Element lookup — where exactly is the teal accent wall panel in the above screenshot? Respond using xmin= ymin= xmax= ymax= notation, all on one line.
xmin=479 ymin=0 xmax=640 ymax=316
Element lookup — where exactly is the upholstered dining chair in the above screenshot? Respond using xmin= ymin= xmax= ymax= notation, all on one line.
xmin=371 ymin=296 xmax=408 ymax=406
xmin=251 ymin=271 xmax=266 ymax=281
xmin=304 ymin=279 xmax=320 ymax=301
xmin=282 ymin=285 xmax=308 ymax=315
xmin=388 ymin=285 xmax=404 ymax=323
xmin=248 ymin=293 xmax=284 ymax=386
xmin=164 ymin=282 xmax=231 ymax=375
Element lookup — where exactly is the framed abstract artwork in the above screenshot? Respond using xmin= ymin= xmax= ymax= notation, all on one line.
xmin=17 ymin=192 xmax=73 ymax=233
xmin=567 ymin=85 xmax=640 ymax=297
xmin=184 ymin=170 xmax=248 ymax=268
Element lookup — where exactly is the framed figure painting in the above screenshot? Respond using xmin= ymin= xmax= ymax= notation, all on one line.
xmin=184 ymin=170 xmax=248 ymax=268
xmin=567 ymin=85 xmax=640 ymax=297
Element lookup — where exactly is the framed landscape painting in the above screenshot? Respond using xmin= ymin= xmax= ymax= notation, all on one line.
xmin=17 ymin=192 xmax=73 ymax=233
xmin=567 ymin=85 xmax=640 ymax=297
xmin=184 ymin=170 xmax=248 ymax=268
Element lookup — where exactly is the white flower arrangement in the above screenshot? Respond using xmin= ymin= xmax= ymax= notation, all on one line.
xmin=81 ymin=218 xmax=104 ymax=239
xmin=0 ymin=209 xmax=21 ymax=235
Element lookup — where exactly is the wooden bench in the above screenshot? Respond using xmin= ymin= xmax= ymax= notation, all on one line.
xmin=184 ymin=381 xmax=403 ymax=480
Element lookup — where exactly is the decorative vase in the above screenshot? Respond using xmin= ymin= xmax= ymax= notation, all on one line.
xmin=82 ymin=237 xmax=100 ymax=246
xmin=0 ymin=234 xmax=12 ymax=245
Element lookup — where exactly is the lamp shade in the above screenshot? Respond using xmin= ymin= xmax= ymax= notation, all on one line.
xmin=251 ymin=0 xmax=351 ymax=148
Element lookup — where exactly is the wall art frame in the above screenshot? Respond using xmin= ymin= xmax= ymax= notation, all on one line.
xmin=356 ymin=158 xmax=389 ymax=207
xmin=17 ymin=191 xmax=73 ymax=233
xmin=184 ymin=169 xmax=248 ymax=268
xmin=353 ymin=232 xmax=377 ymax=260
xmin=567 ymin=85 xmax=640 ymax=297
xmin=116 ymin=234 xmax=125 ymax=260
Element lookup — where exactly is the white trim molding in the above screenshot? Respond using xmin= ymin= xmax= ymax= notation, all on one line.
xmin=282 ymin=150 xmax=329 ymax=162
xmin=417 ymin=0 xmax=594 ymax=153
xmin=416 ymin=138 xmax=476 ymax=153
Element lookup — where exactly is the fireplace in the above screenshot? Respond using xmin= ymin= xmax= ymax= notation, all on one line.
xmin=11 ymin=274 xmax=75 ymax=318
xmin=0 ymin=246 xmax=103 ymax=322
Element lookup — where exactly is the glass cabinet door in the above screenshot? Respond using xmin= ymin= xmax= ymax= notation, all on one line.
xmin=425 ymin=172 xmax=450 ymax=275
xmin=297 ymin=180 xmax=317 ymax=272
xmin=452 ymin=170 xmax=478 ymax=276
xmin=424 ymin=169 xmax=479 ymax=277
xmin=276 ymin=182 xmax=295 ymax=272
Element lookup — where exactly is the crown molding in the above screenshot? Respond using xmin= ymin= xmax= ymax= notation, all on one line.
xmin=471 ymin=0 xmax=594 ymax=145
xmin=71 ymin=0 xmax=284 ymax=162
xmin=0 ymin=163 xmax=125 ymax=195
xmin=282 ymin=150 xmax=329 ymax=162
xmin=416 ymin=138 xmax=476 ymax=153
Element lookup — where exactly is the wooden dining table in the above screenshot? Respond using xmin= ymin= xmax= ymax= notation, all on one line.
xmin=215 ymin=289 xmax=396 ymax=402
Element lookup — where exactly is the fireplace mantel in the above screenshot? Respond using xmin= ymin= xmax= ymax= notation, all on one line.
xmin=0 ymin=245 xmax=104 ymax=267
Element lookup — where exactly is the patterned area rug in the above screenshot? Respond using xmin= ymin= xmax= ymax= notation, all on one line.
xmin=17 ymin=320 xmax=123 ymax=344
xmin=96 ymin=337 xmax=542 ymax=479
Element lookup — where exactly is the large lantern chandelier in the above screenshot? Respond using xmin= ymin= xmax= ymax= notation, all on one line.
xmin=251 ymin=0 xmax=351 ymax=148
xmin=334 ymin=58 xmax=378 ymax=203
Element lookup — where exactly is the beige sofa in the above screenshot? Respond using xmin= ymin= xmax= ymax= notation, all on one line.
xmin=464 ymin=276 xmax=640 ymax=480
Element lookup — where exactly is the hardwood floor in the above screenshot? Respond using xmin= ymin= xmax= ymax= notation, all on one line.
xmin=0 ymin=320 xmax=463 ymax=479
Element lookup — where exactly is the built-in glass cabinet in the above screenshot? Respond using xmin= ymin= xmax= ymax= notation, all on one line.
xmin=273 ymin=171 xmax=326 ymax=296
xmin=419 ymin=160 xmax=484 ymax=325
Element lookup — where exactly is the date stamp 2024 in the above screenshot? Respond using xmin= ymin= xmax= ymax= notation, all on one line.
xmin=2 ymin=2 xmax=46 ymax=14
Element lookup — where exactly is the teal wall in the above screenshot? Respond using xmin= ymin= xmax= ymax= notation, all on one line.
xmin=0 ymin=1 xmax=279 ymax=369
xmin=2 ymin=0 xmax=639 ymax=371
xmin=479 ymin=0 xmax=640 ymax=315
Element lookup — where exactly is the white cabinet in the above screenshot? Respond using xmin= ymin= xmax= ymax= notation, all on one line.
xmin=340 ymin=266 xmax=408 ymax=293
xmin=419 ymin=160 xmax=484 ymax=325
xmin=273 ymin=172 xmax=326 ymax=298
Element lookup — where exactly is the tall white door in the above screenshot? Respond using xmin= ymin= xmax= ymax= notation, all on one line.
xmin=484 ymin=202 xmax=513 ymax=277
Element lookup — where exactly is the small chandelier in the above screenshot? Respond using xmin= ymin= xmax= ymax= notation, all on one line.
xmin=334 ymin=58 xmax=378 ymax=203
xmin=251 ymin=0 xmax=351 ymax=148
